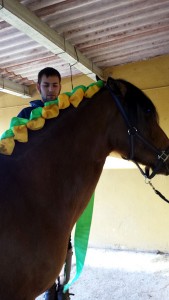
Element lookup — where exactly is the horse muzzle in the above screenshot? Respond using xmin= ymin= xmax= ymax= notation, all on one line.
xmin=146 ymin=147 xmax=169 ymax=179
xmin=158 ymin=148 xmax=169 ymax=175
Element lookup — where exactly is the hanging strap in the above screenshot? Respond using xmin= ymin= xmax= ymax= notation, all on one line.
xmin=64 ymin=193 xmax=95 ymax=292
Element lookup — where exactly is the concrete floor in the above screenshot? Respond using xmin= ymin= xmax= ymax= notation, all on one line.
xmin=36 ymin=248 xmax=169 ymax=300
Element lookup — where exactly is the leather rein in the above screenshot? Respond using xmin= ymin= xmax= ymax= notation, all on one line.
xmin=106 ymin=83 xmax=169 ymax=203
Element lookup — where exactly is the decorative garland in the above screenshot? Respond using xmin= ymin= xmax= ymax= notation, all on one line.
xmin=0 ymin=80 xmax=104 ymax=155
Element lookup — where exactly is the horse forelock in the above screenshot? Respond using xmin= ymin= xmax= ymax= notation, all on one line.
xmin=118 ymin=79 xmax=159 ymax=127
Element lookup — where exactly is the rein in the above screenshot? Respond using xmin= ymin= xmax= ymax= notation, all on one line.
xmin=106 ymin=82 xmax=169 ymax=203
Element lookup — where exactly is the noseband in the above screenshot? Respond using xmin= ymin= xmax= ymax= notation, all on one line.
xmin=106 ymin=83 xmax=169 ymax=203
xmin=127 ymin=127 xmax=169 ymax=180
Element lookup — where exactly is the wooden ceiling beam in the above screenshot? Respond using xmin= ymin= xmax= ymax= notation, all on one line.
xmin=0 ymin=0 xmax=104 ymax=81
xmin=0 ymin=77 xmax=31 ymax=98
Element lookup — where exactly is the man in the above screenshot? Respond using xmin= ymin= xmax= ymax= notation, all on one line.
xmin=18 ymin=67 xmax=61 ymax=118
xmin=18 ymin=67 xmax=73 ymax=300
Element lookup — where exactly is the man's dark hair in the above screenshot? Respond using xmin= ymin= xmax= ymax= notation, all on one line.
xmin=38 ymin=67 xmax=61 ymax=84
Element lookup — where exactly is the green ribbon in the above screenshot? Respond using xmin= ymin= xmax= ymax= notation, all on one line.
xmin=10 ymin=117 xmax=28 ymax=127
xmin=0 ymin=128 xmax=14 ymax=140
xmin=88 ymin=80 xmax=104 ymax=88
xmin=64 ymin=193 xmax=95 ymax=292
xmin=30 ymin=107 xmax=43 ymax=120
xmin=44 ymin=99 xmax=59 ymax=107
xmin=71 ymin=85 xmax=87 ymax=95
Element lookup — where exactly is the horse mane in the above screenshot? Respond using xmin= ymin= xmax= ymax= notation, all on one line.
xmin=0 ymin=80 xmax=105 ymax=156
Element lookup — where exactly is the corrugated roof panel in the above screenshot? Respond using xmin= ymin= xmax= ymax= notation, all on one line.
xmin=0 ymin=0 xmax=169 ymax=86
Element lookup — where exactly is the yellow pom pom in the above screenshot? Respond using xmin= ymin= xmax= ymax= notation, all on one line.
xmin=12 ymin=125 xmax=28 ymax=142
xmin=0 ymin=137 xmax=15 ymax=155
xmin=69 ymin=88 xmax=84 ymax=107
xmin=27 ymin=117 xmax=45 ymax=130
xmin=42 ymin=104 xmax=59 ymax=119
xmin=58 ymin=94 xmax=70 ymax=109
xmin=85 ymin=85 xmax=100 ymax=98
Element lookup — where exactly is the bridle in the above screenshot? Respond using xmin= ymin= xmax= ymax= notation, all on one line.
xmin=106 ymin=82 xmax=169 ymax=203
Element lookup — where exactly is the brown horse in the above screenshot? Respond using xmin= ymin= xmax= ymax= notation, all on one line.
xmin=0 ymin=78 xmax=168 ymax=300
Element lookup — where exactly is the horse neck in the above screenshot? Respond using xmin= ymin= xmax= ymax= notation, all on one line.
xmin=29 ymin=89 xmax=116 ymax=171
xmin=15 ymin=90 xmax=116 ymax=225
xmin=72 ymin=91 xmax=115 ymax=159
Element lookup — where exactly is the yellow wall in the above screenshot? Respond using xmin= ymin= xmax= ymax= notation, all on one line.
xmin=0 ymin=93 xmax=30 ymax=134
xmin=91 ymin=169 xmax=169 ymax=252
xmin=0 ymin=56 xmax=169 ymax=252
xmin=104 ymin=54 xmax=169 ymax=91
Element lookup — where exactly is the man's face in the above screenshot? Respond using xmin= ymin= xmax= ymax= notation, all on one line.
xmin=37 ymin=75 xmax=61 ymax=102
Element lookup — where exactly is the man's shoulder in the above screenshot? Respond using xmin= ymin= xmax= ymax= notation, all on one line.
xmin=17 ymin=107 xmax=33 ymax=119
xmin=17 ymin=100 xmax=43 ymax=119
xmin=30 ymin=100 xmax=44 ymax=108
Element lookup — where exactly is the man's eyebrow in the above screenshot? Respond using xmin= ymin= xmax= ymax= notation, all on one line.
xmin=42 ymin=82 xmax=59 ymax=84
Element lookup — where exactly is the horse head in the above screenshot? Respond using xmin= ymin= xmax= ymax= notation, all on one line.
xmin=107 ymin=77 xmax=169 ymax=178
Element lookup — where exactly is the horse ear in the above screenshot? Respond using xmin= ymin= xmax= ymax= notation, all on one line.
xmin=96 ymin=74 xmax=106 ymax=83
xmin=96 ymin=75 xmax=101 ymax=81
xmin=107 ymin=77 xmax=127 ymax=97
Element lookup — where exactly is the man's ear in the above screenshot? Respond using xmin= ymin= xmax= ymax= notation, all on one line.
xmin=37 ymin=83 xmax=41 ymax=93
xmin=59 ymin=84 xmax=61 ymax=95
